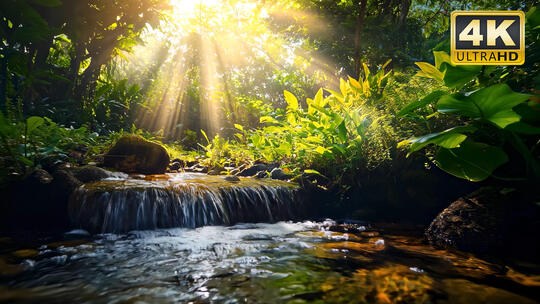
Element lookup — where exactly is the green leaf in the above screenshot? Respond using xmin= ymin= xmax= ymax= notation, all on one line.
xmin=415 ymin=62 xmax=444 ymax=82
xmin=505 ymin=122 xmax=540 ymax=134
xmin=435 ymin=140 xmax=509 ymax=182
xmin=400 ymin=126 xmax=476 ymax=154
xmin=234 ymin=124 xmax=243 ymax=131
xmin=433 ymin=51 xmax=451 ymax=69
xmin=437 ymin=84 xmax=531 ymax=128
xmin=336 ymin=120 xmax=347 ymax=142
xmin=304 ymin=169 xmax=326 ymax=178
xmin=314 ymin=146 xmax=327 ymax=154
xmin=26 ymin=116 xmax=44 ymax=134
xmin=284 ymin=90 xmax=298 ymax=111
xmin=397 ymin=90 xmax=446 ymax=116
xmin=200 ymin=129 xmax=210 ymax=144
xmin=440 ymin=63 xmax=481 ymax=88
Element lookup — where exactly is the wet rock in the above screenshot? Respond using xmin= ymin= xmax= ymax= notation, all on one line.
xmin=230 ymin=164 xmax=246 ymax=176
xmin=223 ymin=175 xmax=240 ymax=182
xmin=171 ymin=158 xmax=186 ymax=166
xmin=26 ymin=168 xmax=53 ymax=185
xmin=73 ymin=166 xmax=113 ymax=183
xmin=186 ymin=160 xmax=198 ymax=167
xmin=425 ymin=187 xmax=540 ymax=255
xmin=208 ymin=166 xmax=225 ymax=175
xmin=237 ymin=164 xmax=269 ymax=177
xmin=103 ymin=135 xmax=170 ymax=174
xmin=270 ymin=168 xmax=293 ymax=180
xmin=38 ymin=154 xmax=69 ymax=172
xmin=185 ymin=164 xmax=208 ymax=173
xmin=169 ymin=162 xmax=182 ymax=171
xmin=254 ymin=171 xmax=268 ymax=178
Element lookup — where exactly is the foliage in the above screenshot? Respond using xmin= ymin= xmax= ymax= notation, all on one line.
xmin=200 ymin=62 xmax=399 ymax=180
xmin=398 ymin=8 xmax=540 ymax=182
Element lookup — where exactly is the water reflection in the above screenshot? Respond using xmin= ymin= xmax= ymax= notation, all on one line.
xmin=0 ymin=221 xmax=538 ymax=303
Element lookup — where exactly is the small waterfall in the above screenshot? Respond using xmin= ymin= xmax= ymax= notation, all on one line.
xmin=68 ymin=173 xmax=304 ymax=233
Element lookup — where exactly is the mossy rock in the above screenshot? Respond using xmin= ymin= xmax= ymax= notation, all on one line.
xmin=103 ymin=135 xmax=170 ymax=174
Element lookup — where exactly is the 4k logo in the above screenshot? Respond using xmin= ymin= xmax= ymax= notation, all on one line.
xmin=451 ymin=11 xmax=525 ymax=65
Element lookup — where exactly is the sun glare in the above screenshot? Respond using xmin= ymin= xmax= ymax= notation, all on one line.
xmin=119 ymin=0 xmax=340 ymax=139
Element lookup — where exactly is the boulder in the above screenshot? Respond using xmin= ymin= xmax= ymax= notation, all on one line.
xmin=425 ymin=187 xmax=540 ymax=255
xmin=254 ymin=170 xmax=268 ymax=178
xmin=270 ymin=168 xmax=293 ymax=180
xmin=26 ymin=168 xmax=53 ymax=186
xmin=223 ymin=175 xmax=240 ymax=182
xmin=237 ymin=164 xmax=269 ymax=177
xmin=208 ymin=166 xmax=225 ymax=175
xmin=103 ymin=135 xmax=170 ymax=174
xmin=73 ymin=166 xmax=113 ymax=183
xmin=169 ymin=161 xmax=182 ymax=171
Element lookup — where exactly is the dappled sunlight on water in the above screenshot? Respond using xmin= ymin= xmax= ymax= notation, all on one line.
xmin=0 ymin=221 xmax=539 ymax=303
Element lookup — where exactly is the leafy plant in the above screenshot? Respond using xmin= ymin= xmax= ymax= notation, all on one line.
xmin=399 ymin=49 xmax=539 ymax=181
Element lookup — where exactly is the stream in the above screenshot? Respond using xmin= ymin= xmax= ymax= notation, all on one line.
xmin=1 ymin=220 xmax=539 ymax=303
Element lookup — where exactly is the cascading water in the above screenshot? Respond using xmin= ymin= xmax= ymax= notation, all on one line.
xmin=68 ymin=173 xmax=304 ymax=233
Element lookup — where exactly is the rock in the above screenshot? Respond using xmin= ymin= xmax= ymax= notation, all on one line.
xmin=230 ymin=164 xmax=247 ymax=176
xmin=237 ymin=164 xmax=269 ymax=177
xmin=208 ymin=167 xmax=225 ymax=175
xmin=425 ymin=187 xmax=540 ymax=255
xmin=254 ymin=171 xmax=268 ymax=178
xmin=50 ymin=170 xmax=82 ymax=199
xmin=73 ymin=166 xmax=113 ymax=183
xmin=223 ymin=175 xmax=240 ymax=182
xmin=103 ymin=135 xmax=170 ymax=174
xmin=171 ymin=158 xmax=186 ymax=166
xmin=270 ymin=168 xmax=293 ymax=180
xmin=185 ymin=164 xmax=208 ymax=173
xmin=169 ymin=162 xmax=182 ymax=171
xmin=186 ymin=160 xmax=198 ymax=167
xmin=64 ymin=229 xmax=91 ymax=239
xmin=26 ymin=168 xmax=53 ymax=185
xmin=38 ymin=154 xmax=69 ymax=172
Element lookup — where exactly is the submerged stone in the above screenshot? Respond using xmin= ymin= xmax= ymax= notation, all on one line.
xmin=103 ymin=135 xmax=170 ymax=174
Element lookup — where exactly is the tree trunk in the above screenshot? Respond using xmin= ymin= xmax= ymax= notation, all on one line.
xmin=353 ymin=0 xmax=368 ymax=78
xmin=399 ymin=0 xmax=411 ymax=31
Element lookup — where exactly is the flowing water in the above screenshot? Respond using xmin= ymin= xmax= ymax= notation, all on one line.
xmin=68 ymin=173 xmax=303 ymax=233
xmin=1 ymin=174 xmax=539 ymax=303
xmin=1 ymin=221 xmax=539 ymax=303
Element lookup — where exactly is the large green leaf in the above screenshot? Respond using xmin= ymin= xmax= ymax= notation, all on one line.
xmin=441 ymin=63 xmax=482 ymax=88
xmin=284 ymin=90 xmax=298 ymax=111
xmin=26 ymin=116 xmax=45 ymax=134
xmin=437 ymin=84 xmax=531 ymax=128
xmin=399 ymin=126 xmax=476 ymax=154
xmin=336 ymin=120 xmax=347 ymax=142
xmin=397 ymin=90 xmax=446 ymax=116
xmin=435 ymin=140 xmax=509 ymax=181
xmin=415 ymin=62 xmax=444 ymax=82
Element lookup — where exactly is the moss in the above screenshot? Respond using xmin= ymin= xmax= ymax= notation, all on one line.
xmin=103 ymin=135 xmax=170 ymax=174
xmin=81 ymin=173 xmax=298 ymax=193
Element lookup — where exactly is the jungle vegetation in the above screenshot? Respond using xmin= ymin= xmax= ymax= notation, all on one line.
xmin=0 ymin=0 xmax=538 ymax=190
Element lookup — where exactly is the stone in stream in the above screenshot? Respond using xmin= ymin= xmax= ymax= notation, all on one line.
xmin=237 ymin=163 xmax=278 ymax=177
xmin=223 ymin=175 xmax=240 ymax=182
xmin=103 ymin=135 xmax=170 ymax=174
xmin=270 ymin=168 xmax=293 ymax=180
xmin=169 ymin=161 xmax=183 ymax=171
xmin=425 ymin=187 xmax=540 ymax=256
xmin=73 ymin=165 xmax=114 ymax=183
